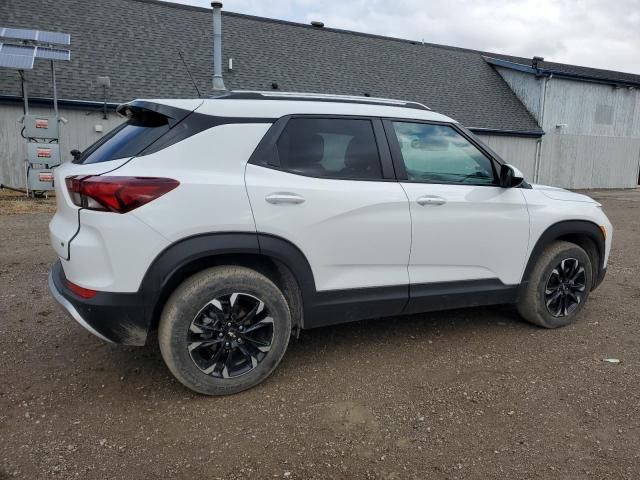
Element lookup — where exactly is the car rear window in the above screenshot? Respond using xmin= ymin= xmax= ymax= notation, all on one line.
xmin=76 ymin=109 xmax=170 ymax=164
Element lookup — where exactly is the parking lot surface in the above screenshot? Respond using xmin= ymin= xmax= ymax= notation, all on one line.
xmin=1 ymin=189 xmax=639 ymax=479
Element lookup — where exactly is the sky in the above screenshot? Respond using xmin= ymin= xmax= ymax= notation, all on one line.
xmin=167 ymin=0 xmax=640 ymax=75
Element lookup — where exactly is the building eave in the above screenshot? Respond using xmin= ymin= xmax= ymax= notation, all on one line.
xmin=468 ymin=127 xmax=545 ymax=138
xmin=0 ymin=95 xmax=121 ymax=110
xmin=483 ymin=56 xmax=640 ymax=89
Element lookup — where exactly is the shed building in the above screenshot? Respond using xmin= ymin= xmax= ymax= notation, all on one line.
xmin=1 ymin=0 xmax=639 ymax=189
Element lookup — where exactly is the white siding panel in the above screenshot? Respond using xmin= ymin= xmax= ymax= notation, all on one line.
xmin=476 ymin=134 xmax=538 ymax=180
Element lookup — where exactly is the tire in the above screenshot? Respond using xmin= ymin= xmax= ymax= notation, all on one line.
xmin=517 ymin=241 xmax=593 ymax=328
xmin=158 ymin=266 xmax=292 ymax=395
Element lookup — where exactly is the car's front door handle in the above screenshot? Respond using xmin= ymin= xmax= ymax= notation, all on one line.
xmin=416 ymin=195 xmax=447 ymax=206
xmin=265 ymin=193 xmax=306 ymax=205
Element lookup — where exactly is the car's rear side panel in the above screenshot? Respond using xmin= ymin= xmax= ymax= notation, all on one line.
xmin=115 ymin=123 xmax=272 ymax=242
xmin=50 ymin=101 xmax=271 ymax=294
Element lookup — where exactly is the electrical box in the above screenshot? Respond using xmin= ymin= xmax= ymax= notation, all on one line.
xmin=23 ymin=115 xmax=59 ymax=139
xmin=27 ymin=167 xmax=55 ymax=191
xmin=27 ymin=143 xmax=61 ymax=166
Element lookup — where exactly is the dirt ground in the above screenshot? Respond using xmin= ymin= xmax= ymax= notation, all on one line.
xmin=0 ymin=189 xmax=639 ymax=479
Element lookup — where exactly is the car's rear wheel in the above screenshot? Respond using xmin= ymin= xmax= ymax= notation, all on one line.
xmin=159 ymin=266 xmax=291 ymax=395
xmin=517 ymin=241 xmax=593 ymax=328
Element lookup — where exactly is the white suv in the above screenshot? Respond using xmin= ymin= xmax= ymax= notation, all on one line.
xmin=49 ymin=92 xmax=612 ymax=395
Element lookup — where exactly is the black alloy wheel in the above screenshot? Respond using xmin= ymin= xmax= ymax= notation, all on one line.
xmin=544 ymin=257 xmax=587 ymax=317
xmin=188 ymin=292 xmax=275 ymax=378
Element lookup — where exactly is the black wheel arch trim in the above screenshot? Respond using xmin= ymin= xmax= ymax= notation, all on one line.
xmin=140 ymin=232 xmax=319 ymax=329
xmin=520 ymin=219 xmax=606 ymax=293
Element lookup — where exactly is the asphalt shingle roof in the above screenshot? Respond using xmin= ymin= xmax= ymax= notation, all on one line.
xmin=1 ymin=0 xmax=599 ymax=133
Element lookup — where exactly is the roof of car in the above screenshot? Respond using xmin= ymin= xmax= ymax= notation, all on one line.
xmin=216 ymin=91 xmax=433 ymax=111
xmin=191 ymin=94 xmax=456 ymax=122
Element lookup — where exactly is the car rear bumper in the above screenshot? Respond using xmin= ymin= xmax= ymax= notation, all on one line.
xmin=48 ymin=260 xmax=149 ymax=345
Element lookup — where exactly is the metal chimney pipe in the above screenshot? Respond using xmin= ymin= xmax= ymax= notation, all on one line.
xmin=211 ymin=1 xmax=226 ymax=91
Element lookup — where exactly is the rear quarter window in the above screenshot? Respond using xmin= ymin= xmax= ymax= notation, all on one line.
xmin=77 ymin=109 xmax=170 ymax=164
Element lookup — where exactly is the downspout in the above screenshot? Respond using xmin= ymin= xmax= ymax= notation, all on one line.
xmin=534 ymin=74 xmax=552 ymax=183
xmin=211 ymin=1 xmax=226 ymax=91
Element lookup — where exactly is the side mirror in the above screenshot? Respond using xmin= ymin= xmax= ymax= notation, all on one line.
xmin=70 ymin=149 xmax=82 ymax=161
xmin=499 ymin=164 xmax=525 ymax=188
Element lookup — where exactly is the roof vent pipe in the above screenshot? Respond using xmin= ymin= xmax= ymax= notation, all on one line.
xmin=211 ymin=1 xmax=226 ymax=91
xmin=532 ymin=56 xmax=544 ymax=70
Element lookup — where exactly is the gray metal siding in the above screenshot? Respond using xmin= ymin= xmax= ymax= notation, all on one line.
xmin=475 ymin=134 xmax=538 ymax=179
xmin=495 ymin=68 xmax=543 ymax=122
xmin=497 ymin=68 xmax=640 ymax=189
xmin=0 ymin=104 xmax=123 ymax=188
xmin=539 ymin=134 xmax=640 ymax=189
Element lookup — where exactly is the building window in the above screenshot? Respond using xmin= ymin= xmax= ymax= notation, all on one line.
xmin=595 ymin=104 xmax=614 ymax=125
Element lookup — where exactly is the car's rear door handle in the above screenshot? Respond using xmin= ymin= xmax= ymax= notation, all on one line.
xmin=416 ymin=195 xmax=447 ymax=206
xmin=265 ymin=193 xmax=305 ymax=205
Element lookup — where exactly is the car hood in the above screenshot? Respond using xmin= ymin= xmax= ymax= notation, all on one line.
xmin=531 ymin=184 xmax=601 ymax=205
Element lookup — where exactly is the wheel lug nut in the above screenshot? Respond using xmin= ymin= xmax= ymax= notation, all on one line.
xmin=218 ymin=332 xmax=224 ymax=338
xmin=227 ymin=322 xmax=232 ymax=327
xmin=225 ymin=342 xmax=230 ymax=348
xmin=238 ymin=338 xmax=243 ymax=344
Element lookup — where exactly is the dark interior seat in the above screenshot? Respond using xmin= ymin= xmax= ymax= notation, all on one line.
xmin=341 ymin=135 xmax=382 ymax=179
xmin=288 ymin=133 xmax=326 ymax=176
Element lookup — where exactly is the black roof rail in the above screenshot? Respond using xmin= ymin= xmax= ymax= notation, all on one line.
xmin=209 ymin=90 xmax=431 ymax=111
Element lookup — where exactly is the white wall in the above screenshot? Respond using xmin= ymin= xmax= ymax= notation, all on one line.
xmin=497 ymin=68 xmax=640 ymax=189
xmin=0 ymin=104 xmax=124 ymax=188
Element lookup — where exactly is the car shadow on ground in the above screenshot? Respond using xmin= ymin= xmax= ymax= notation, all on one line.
xmin=97 ymin=304 xmax=536 ymax=396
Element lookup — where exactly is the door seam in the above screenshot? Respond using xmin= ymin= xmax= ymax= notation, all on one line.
xmin=399 ymin=182 xmax=413 ymax=312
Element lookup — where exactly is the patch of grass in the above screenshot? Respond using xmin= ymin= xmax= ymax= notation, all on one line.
xmin=0 ymin=188 xmax=56 ymax=215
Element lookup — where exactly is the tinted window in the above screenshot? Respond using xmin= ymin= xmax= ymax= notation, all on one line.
xmin=275 ymin=118 xmax=383 ymax=180
xmin=78 ymin=109 xmax=170 ymax=164
xmin=392 ymin=122 xmax=496 ymax=185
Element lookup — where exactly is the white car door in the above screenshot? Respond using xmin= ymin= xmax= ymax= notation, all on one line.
xmin=245 ymin=116 xmax=411 ymax=293
xmin=383 ymin=120 xmax=530 ymax=288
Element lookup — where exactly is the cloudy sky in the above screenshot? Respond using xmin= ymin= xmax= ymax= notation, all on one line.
xmin=168 ymin=0 xmax=640 ymax=74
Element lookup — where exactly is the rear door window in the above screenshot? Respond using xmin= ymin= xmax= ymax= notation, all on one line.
xmin=275 ymin=118 xmax=383 ymax=180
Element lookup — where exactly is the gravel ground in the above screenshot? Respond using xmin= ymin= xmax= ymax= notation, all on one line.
xmin=0 ymin=189 xmax=639 ymax=479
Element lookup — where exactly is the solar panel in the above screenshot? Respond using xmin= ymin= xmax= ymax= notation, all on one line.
xmin=0 ymin=43 xmax=36 ymax=56
xmin=35 ymin=46 xmax=70 ymax=61
xmin=0 ymin=53 xmax=34 ymax=69
xmin=1 ymin=27 xmax=37 ymax=41
xmin=37 ymin=31 xmax=70 ymax=46
xmin=0 ymin=27 xmax=70 ymax=46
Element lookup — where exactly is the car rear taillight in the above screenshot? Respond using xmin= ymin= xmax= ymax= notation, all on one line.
xmin=65 ymin=176 xmax=179 ymax=213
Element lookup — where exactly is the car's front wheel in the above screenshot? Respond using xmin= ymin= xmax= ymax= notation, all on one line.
xmin=517 ymin=241 xmax=593 ymax=328
xmin=159 ymin=266 xmax=292 ymax=395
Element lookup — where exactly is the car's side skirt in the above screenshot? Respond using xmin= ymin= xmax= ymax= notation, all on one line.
xmin=303 ymin=279 xmax=518 ymax=329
